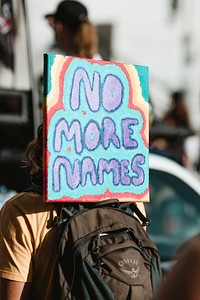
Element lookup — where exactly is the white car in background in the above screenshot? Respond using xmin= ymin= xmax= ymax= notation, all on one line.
xmin=0 ymin=184 xmax=17 ymax=210
xmin=145 ymin=153 xmax=200 ymax=271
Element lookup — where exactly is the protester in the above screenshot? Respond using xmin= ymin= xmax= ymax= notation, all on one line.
xmin=38 ymin=0 xmax=102 ymax=114
xmin=0 ymin=125 xmax=60 ymax=300
xmin=45 ymin=0 xmax=100 ymax=60
xmin=150 ymin=90 xmax=195 ymax=168
xmin=163 ymin=91 xmax=200 ymax=174
xmin=0 ymin=123 xmax=146 ymax=299
xmin=156 ymin=236 xmax=200 ymax=300
xmin=163 ymin=91 xmax=191 ymax=128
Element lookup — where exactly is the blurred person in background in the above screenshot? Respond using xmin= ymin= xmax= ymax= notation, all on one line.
xmin=156 ymin=236 xmax=200 ymax=300
xmin=164 ymin=91 xmax=200 ymax=175
xmin=38 ymin=1 xmax=102 ymax=119
xmin=164 ymin=91 xmax=191 ymax=128
xmin=45 ymin=0 xmax=101 ymax=60
xmin=150 ymin=90 xmax=200 ymax=172
xmin=38 ymin=0 xmax=102 ymax=112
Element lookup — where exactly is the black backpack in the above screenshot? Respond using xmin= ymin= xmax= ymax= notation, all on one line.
xmin=53 ymin=199 xmax=162 ymax=300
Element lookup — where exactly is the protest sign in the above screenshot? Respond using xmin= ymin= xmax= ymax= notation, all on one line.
xmin=44 ymin=54 xmax=149 ymax=202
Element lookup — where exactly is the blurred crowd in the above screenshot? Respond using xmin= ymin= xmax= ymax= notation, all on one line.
xmin=150 ymin=90 xmax=200 ymax=178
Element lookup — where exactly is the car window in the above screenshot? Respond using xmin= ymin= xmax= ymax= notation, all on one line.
xmin=145 ymin=169 xmax=200 ymax=261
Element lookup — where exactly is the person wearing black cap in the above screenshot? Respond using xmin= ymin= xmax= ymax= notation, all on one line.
xmin=45 ymin=0 xmax=100 ymax=59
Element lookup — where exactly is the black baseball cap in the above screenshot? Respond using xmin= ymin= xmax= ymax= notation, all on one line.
xmin=45 ymin=0 xmax=88 ymax=27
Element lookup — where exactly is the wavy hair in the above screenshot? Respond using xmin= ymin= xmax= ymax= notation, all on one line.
xmin=22 ymin=124 xmax=43 ymax=188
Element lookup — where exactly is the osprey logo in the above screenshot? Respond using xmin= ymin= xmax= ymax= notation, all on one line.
xmin=121 ymin=266 xmax=139 ymax=278
xmin=118 ymin=258 xmax=139 ymax=278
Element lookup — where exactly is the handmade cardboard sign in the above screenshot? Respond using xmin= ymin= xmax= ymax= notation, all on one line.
xmin=43 ymin=53 xmax=149 ymax=202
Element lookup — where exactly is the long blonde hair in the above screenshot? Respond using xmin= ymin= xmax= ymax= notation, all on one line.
xmin=71 ymin=21 xmax=98 ymax=59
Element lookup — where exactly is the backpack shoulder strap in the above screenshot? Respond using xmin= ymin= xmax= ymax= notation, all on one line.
xmin=53 ymin=204 xmax=78 ymax=226
xmin=120 ymin=202 xmax=151 ymax=227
